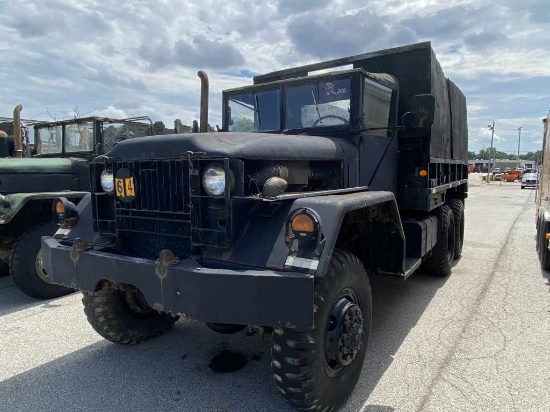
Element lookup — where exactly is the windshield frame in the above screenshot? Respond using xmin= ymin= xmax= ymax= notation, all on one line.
xmin=222 ymin=69 xmax=366 ymax=134
xmin=33 ymin=117 xmax=154 ymax=157
xmin=226 ymin=88 xmax=282 ymax=132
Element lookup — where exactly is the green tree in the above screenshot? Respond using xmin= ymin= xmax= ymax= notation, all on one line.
xmin=495 ymin=150 xmax=511 ymax=160
xmin=520 ymin=150 xmax=542 ymax=163
xmin=229 ymin=116 xmax=254 ymax=132
xmin=479 ymin=147 xmax=497 ymax=160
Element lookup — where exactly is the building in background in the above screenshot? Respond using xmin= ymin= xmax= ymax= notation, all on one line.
xmin=468 ymin=159 xmax=537 ymax=173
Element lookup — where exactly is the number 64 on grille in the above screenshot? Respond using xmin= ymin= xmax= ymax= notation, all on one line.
xmin=114 ymin=168 xmax=136 ymax=201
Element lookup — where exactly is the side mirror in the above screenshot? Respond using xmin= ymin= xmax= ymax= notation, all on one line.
xmin=410 ymin=94 xmax=435 ymax=128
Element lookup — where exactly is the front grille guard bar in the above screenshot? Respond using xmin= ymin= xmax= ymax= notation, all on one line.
xmin=92 ymin=157 xmax=232 ymax=252
xmin=188 ymin=156 xmax=232 ymax=249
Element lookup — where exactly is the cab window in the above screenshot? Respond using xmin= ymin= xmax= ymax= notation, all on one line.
xmin=363 ymin=78 xmax=392 ymax=137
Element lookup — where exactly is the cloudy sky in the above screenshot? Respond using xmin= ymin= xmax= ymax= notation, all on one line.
xmin=1 ymin=0 xmax=548 ymax=154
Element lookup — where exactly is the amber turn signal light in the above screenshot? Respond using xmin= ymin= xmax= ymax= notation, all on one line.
xmin=291 ymin=213 xmax=315 ymax=233
xmin=55 ymin=199 xmax=65 ymax=215
xmin=52 ymin=197 xmax=79 ymax=224
xmin=419 ymin=169 xmax=428 ymax=177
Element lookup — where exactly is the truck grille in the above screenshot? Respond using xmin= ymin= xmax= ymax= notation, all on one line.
xmin=114 ymin=159 xmax=190 ymax=213
xmin=92 ymin=157 xmax=232 ymax=260
xmin=92 ymin=159 xmax=191 ymax=260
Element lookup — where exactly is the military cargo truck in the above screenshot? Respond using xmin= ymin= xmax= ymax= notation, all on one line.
xmin=536 ymin=114 xmax=550 ymax=268
xmin=42 ymin=42 xmax=468 ymax=411
xmin=0 ymin=107 xmax=154 ymax=299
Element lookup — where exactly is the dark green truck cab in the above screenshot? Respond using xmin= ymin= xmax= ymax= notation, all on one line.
xmin=0 ymin=111 xmax=153 ymax=298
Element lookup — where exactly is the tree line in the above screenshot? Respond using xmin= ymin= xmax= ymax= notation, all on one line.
xmin=468 ymin=148 xmax=542 ymax=163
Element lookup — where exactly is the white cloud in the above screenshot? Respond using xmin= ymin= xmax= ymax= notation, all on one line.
xmin=96 ymin=106 xmax=127 ymax=119
xmin=0 ymin=0 xmax=547 ymax=153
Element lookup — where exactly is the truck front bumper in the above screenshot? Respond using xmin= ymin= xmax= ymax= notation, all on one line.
xmin=41 ymin=237 xmax=314 ymax=328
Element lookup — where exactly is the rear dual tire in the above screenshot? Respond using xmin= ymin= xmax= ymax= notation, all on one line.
xmin=423 ymin=204 xmax=455 ymax=277
xmin=448 ymin=199 xmax=465 ymax=259
xmin=537 ymin=219 xmax=550 ymax=270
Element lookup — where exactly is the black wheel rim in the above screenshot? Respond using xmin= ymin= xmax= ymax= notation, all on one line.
xmin=35 ymin=250 xmax=52 ymax=284
xmin=324 ymin=288 xmax=364 ymax=378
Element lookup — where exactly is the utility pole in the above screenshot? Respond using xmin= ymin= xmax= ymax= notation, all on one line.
xmin=517 ymin=126 xmax=523 ymax=170
xmin=487 ymin=121 xmax=495 ymax=183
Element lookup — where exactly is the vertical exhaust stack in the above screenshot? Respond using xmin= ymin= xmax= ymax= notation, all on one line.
xmin=13 ymin=104 xmax=23 ymax=158
xmin=198 ymin=70 xmax=209 ymax=133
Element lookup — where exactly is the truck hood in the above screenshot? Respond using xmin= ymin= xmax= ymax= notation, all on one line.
xmin=0 ymin=157 xmax=86 ymax=174
xmin=106 ymin=132 xmax=358 ymax=161
xmin=0 ymin=157 xmax=88 ymax=195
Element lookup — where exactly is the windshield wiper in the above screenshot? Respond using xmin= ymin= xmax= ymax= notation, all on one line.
xmin=254 ymin=95 xmax=261 ymax=128
xmin=311 ymin=90 xmax=322 ymax=125
xmin=229 ymin=98 xmax=256 ymax=112
xmin=229 ymin=97 xmax=261 ymax=128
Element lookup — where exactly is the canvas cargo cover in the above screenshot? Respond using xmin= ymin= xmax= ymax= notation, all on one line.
xmin=447 ymin=79 xmax=468 ymax=160
xmin=255 ymin=42 xmax=468 ymax=161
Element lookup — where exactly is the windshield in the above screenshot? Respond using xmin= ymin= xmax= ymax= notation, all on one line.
xmin=285 ymin=78 xmax=351 ymax=129
xmin=65 ymin=122 xmax=94 ymax=152
xmin=36 ymin=126 xmax=62 ymax=154
xmin=228 ymin=90 xmax=281 ymax=132
xmin=101 ymin=121 xmax=152 ymax=153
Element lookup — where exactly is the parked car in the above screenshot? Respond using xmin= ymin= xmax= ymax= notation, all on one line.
xmin=504 ymin=167 xmax=511 ymax=172
xmin=492 ymin=167 xmax=501 ymax=174
xmin=521 ymin=172 xmax=538 ymax=189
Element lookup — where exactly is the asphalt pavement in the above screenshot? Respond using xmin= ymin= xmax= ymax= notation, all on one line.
xmin=1 ymin=175 xmax=549 ymax=412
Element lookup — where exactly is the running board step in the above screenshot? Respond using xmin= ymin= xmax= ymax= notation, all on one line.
xmin=404 ymin=257 xmax=422 ymax=279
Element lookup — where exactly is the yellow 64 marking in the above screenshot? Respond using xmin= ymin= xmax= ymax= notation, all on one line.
xmin=115 ymin=177 xmax=135 ymax=197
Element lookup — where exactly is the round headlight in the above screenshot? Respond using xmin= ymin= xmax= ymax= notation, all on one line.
xmin=100 ymin=169 xmax=114 ymax=193
xmin=202 ymin=165 xmax=226 ymax=196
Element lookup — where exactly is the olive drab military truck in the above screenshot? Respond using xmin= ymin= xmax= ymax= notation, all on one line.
xmin=41 ymin=42 xmax=468 ymax=411
xmin=536 ymin=114 xmax=550 ymax=268
xmin=0 ymin=106 xmax=155 ymax=299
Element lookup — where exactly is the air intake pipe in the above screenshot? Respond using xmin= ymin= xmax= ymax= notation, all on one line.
xmin=198 ymin=70 xmax=209 ymax=133
xmin=13 ymin=104 xmax=23 ymax=158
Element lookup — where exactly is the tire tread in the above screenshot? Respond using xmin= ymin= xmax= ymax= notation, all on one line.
xmin=272 ymin=249 xmax=371 ymax=411
xmin=82 ymin=288 xmax=177 ymax=345
xmin=423 ymin=205 xmax=455 ymax=277
xmin=10 ymin=221 xmax=73 ymax=299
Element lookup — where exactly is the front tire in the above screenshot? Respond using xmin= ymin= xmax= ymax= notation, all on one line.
xmin=423 ymin=205 xmax=455 ymax=276
xmin=271 ymin=250 xmax=372 ymax=411
xmin=10 ymin=222 xmax=74 ymax=299
xmin=82 ymin=285 xmax=178 ymax=344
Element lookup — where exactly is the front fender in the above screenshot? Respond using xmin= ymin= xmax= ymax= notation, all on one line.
xmin=203 ymin=190 xmax=404 ymax=277
xmin=0 ymin=191 xmax=89 ymax=225
xmin=290 ymin=191 xmax=404 ymax=275
xmin=539 ymin=205 xmax=550 ymax=224
xmin=54 ymin=194 xmax=114 ymax=246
